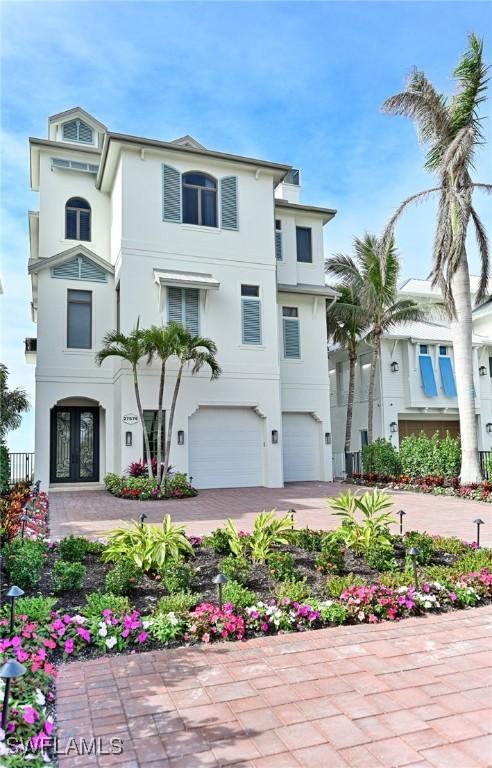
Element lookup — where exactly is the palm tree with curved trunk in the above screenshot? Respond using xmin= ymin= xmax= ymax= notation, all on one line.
xmin=328 ymin=234 xmax=423 ymax=443
xmin=325 ymin=282 xmax=368 ymax=455
xmin=163 ymin=326 xmax=222 ymax=479
xmin=381 ymin=33 xmax=491 ymax=483
xmin=95 ymin=325 xmax=153 ymax=479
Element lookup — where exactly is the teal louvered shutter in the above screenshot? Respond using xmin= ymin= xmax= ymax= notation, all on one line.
xmin=221 ymin=176 xmax=238 ymax=230
xmin=242 ymin=298 xmax=262 ymax=344
xmin=167 ymin=287 xmax=183 ymax=324
xmin=52 ymin=256 xmax=107 ymax=283
xmin=162 ymin=165 xmax=181 ymax=222
xmin=283 ymin=318 xmax=300 ymax=358
xmin=184 ymin=289 xmax=199 ymax=335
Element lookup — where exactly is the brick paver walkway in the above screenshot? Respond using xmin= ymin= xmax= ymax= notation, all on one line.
xmin=56 ymin=605 xmax=492 ymax=767
xmin=49 ymin=481 xmax=492 ymax=545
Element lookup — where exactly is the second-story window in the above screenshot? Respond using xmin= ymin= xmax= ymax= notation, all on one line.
xmin=182 ymin=172 xmax=217 ymax=227
xmin=66 ymin=198 xmax=91 ymax=241
xmin=439 ymin=345 xmax=447 ymax=356
xmin=296 ymin=226 xmax=312 ymax=263
xmin=241 ymin=285 xmax=262 ymax=345
xmin=282 ymin=307 xmax=300 ymax=359
xmin=67 ymin=289 xmax=92 ymax=349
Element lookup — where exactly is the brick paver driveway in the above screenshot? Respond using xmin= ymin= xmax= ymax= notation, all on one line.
xmin=49 ymin=482 xmax=492 ymax=544
xmin=57 ymin=605 xmax=492 ymax=767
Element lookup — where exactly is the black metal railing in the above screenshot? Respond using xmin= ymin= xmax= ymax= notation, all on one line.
xmin=479 ymin=451 xmax=491 ymax=480
xmin=9 ymin=453 xmax=35 ymax=484
xmin=345 ymin=451 xmax=362 ymax=478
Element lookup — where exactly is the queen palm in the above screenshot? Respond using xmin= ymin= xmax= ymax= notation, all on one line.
xmin=328 ymin=234 xmax=423 ymax=443
xmin=163 ymin=326 xmax=222 ymax=478
xmin=95 ymin=325 xmax=153 ymax=479
xmin=325 ymin=282 xmax=368 ymax=456
xmin=381 ymin=33 xmax=491 ymax=483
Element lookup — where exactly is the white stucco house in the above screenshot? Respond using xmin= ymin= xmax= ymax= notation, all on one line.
xmin=330 ymin=277 xmax=492 ymax=475
xmin=27 ymin=107 xmax=337 ymax=490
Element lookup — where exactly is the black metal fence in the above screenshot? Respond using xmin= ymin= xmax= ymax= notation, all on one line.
xmin=9 ymin=453 xmax=35 ymax=484
xmin=344 ymin=452 xmax=362 ymax=478
xmin=479 ymin=451 xmax=491 ymax=480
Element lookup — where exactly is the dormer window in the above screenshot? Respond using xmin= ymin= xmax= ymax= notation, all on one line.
xmin=66 ymin=198 xmax=91 ymax=241
xmin=62 ymin=119 xmax=94 ymax=144
xmin=182 ymin=172 xmax=217 ymax=227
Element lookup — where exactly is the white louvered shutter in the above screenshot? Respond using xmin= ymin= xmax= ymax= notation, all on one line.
xmin=221 ymin=176 xmax=238 ymax=230
xmin=275 ymin=231 xmax=282 ymax=260
xmin=283 ymin=317 xmax=300 ymax=358
xmin=184 ymin=289 xmax=199 ymax=335
xmin=162 ymin=165 xmax=182 ymax=222
xmin=52 ymin=256 xmax=106 ymax=283
xmin=242 ymin=299 xmax=262 ymax=345
xmin=167 ymin=287 xmax=184 ymax=324
xmin=62 ymin=121 xmax=78 ymax=141
xmin=78 ymin=121 xmax=93 ymax=143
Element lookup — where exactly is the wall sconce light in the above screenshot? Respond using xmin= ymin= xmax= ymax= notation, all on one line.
xmin=390 ymin=422 xmax=398 ymax=433
xmin=479 ymin=365 xmax=487 ymax=376
xmin=487 ymin=423 xmax=492 ymax=434
xmin=177 ymin=430 xmax=185 ymax=445
xmin=271 ymin=430 xmax=278 ymax=444
xmin=325 ymin=432 xmax=331 ymax=445
xmin=125 ymin=431 xmax=132 ymax=447
xmin=390 ymin=361 xmax=399 ymax=373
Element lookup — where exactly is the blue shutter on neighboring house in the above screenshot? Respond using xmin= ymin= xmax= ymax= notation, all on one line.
xmin=419 ymin=355 xmax=438 ymax=397
xmin=221 ymin=176 xmax=238 ymax=230
xmin=439 ymin=356 xmax=457 ymax=397
xmin=242 ymin=299 xmax=262 ymax=344
xmin=162 ymin=165 xmax=181 ymax=222
xmin=167 ymin=287 xmax=199 ymax=334
xmin=283 ymin=317 xmax=300 ymax=358
xmin=52 ymin=256 xmax=107 ymax=283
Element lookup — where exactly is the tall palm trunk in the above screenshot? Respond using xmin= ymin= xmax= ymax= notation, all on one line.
xmin=133 ymin=368 xmax=152 ymax=480
xmin=450 ymin=253 xmax=482 ymax=483
xmin=163 ymin=363 xmax=184 ymax=482
xmin=367 ymin=337 xmax=380 ymax=444
xmin=156 ymin=361 xmax=166 ymax=485
xmin=345 ymin=351 xmax=357 ymax=453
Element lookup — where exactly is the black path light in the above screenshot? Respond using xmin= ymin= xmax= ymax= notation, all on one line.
xmin=213 ymin=573 xmax=228 ymax=609
xmin=407 ymin=547 xmax=420 ymax=591
xmin=20 ymin=509 xmax=30 ymax=540
xmin=7 ymin=586 xmax=25 ymax=634
xmin=139 ymin=513 xmax=147 ymax=528
xmin=473 ymin=518 xmax=484 ymax=548
xmin=398 ymin=510 xmax=406 ymax=535
xmin=0 ymin=659 xmax=26 ymax=730
xmin=289 ymin=508 xmax=296 ymax=530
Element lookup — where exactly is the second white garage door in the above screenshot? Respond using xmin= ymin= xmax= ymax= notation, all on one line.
xmin=282 ymin=413 xmax=320 ymax=482
xmin=189 ymin=407 xmax=263 ymax=489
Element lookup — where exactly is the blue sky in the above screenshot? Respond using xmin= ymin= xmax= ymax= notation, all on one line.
xmin=1 ymin=1 xmax=491 ymax=451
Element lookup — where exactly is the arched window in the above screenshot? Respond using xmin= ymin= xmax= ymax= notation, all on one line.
xmin=182 ymin=172 xmax=217 ymax=227
xmin=65 ymin=198 xmax=91 ymax=241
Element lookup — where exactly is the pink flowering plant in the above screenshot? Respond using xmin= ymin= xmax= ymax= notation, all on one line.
xmin=185 ymin=603 xmax=245 ymax=643
xmin=87 ymin=609 xmax=150 ymax=652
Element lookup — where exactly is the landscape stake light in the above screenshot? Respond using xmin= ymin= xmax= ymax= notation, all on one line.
xmin=139 ymin=513 xmax=147 ymax=528
xmin=213 ymin=573 xmax=228 ymax=609
xmin=473 ymin=518 xmax=484 ymax=548
xmin=0 ymin=659 xmax=26 ymax=731
xmin=398 ymin=510 xmax=406 ymax=535
xmin=7 ymin=586 xmax=25 ymax=635
xmin=408 ymin=547 xmax=420 ymax=590
xmin=20 ymin=512 xmax=30 ymax=541
xmin=289 ymin=508 xmax=296 ymax=530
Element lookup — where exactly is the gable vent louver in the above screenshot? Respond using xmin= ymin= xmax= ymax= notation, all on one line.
xmin=52 ymin=158 xmax=99 ymax=174
xmin=62 ymin=119 xmax=94 ymax=144
xmin=52 ymin=256 xmax=107 ymax=283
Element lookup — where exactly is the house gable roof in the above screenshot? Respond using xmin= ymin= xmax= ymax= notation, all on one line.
xmin=28 ymin=245 xmax=114 ymax=276
xmin=48 ymin=107 xmax=107 ymax=132
xmin=170 ymin=135 xmax=206 ymax=150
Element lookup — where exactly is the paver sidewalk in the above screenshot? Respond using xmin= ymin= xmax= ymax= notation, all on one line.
xmin=56 ymin=605 xmax=492 ymax=767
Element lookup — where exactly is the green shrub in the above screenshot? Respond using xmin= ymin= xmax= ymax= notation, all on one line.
xmin=313 ymin=600 xmax=347 ymax=625
xmin=404 ymin=531 xmax=435 ymax=565
xmin=325 ymin=573 xmax=365 ymax=599
xmin=15 ymin=596 xmax=57 ymax=623
xmin=157 ymin=592 xmax=199 ymax=615
xmin=421 ymin=565 xmax=458 ymax=585
xmin=84 ymin=592 xmax=130 ymax=618
xmin=148 ymin=611 xmax=186 ymax=643
xmin=365 ymin=544 xmax=398 ymax=572
xmin=288 ymin=528 xmax=324 ymax=551
xmin=222 ymin=581 xmax=256 ymax=611
xmin=431 ymin=535 xmax=469 ymax=557
xmin=274 ymin=577 xmax=310 ymax=603
xmin=361 ymin=438 xmax=401 ymax=476
xmin=378 ymin=571 xmax=414 ymax=588
xmin=58 ymin=535 xmax=90 ymax=562
xmin=202 ymin=527 xmax=231 ymax=555
xmin=315 ymin=532 xmax=345 ymax=575
xmin=86 ymin=540 xmax=106 ymax=556
xmin=3 ymin=539 xmax=47 ymax=590
xmin=52 ymin=560 xmax=86 ymax=592
xmin=219 ymin=554 xmax=249 ymax=584
xmin=103 ymin=515 xmax=193 ymax=571
xmin=454 ymin=548 xmax=492 ymax=573
xmin=105 ymin=561 xmax=140 ymax=595
xmin=161 ymin=562 xmax=193 ymax=593
xmin=399 ymin=432 xmax=460 ymax=479
xmin=267 ymin=551 xmax=296 ymax=581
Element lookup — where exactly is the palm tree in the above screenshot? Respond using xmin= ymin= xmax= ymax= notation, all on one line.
xmin=381 ymin=33 xmax=491 ymax=483
xmin=95 ymin=325 xmax=153 ymax=479
xmin=0 ymin=364 xmax=30 ymax=438
xmin=325 ymin=282 xmax=368 ymax=456
xmin=328 ymin=234 xmax=423 ymax=443
xmin=143 ymin=323 xmax=181 ymax=484
xmin=163 ymin=326 xmax=222 ymax=478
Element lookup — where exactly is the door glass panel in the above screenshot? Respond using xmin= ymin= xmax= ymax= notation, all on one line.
xmin=56 ymin=412 xmax=71 ymax=478
xmin=79 ymin=411 xmax=94 ymax=478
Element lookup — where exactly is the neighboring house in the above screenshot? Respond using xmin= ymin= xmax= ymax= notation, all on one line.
xmin=330 ymin=277 xmax=492 ymax=472
xmin=27 ymin=107 xmax=337 ymax=490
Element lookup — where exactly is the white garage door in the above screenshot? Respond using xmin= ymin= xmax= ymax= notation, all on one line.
xmin=189 ymin=407 xmax=263 ymax=489
xmin=282 ymin=413 xmax=320 ymax=482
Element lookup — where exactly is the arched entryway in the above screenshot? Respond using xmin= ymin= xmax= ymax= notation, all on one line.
xmin=50 ymin=398 xmax=100 ymax=483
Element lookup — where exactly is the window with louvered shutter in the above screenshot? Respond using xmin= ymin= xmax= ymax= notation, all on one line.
xmin=162 ymin=165 xmax=181 ymax=222
xmin=52 ymin=256 xmax=107 ymax=283
xmin=275 ymin=220 xmax=282 ymax=260
xmin=167 ymin=287 xmax=199 ymax=334
xmin=241 ymin=285 xmax=261 ymax=345
xmin=282 ymin=307 xmax=300 ymax=359
xmin=221 ymin=176 xmax=238 ymax=230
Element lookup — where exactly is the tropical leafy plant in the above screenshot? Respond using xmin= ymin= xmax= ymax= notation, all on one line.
xmin=249 ymin=511 xmax=293 ymax=563
xmin=103 ymin=515 xmax=194 ymax=571
xmin=224 ymin=518 xmax=248 ymax=557
xmin=329 ymin=489 xmax=395 ymax=554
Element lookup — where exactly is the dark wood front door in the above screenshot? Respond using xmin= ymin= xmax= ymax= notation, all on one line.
xmin=50 ymin=407 xmax=99 ymax=483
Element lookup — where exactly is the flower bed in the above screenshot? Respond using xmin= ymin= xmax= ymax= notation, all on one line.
xmin=351 ymin=473 xmax=492 ymax=503
xmin=104 ymin=471 xmax=197 ymax=500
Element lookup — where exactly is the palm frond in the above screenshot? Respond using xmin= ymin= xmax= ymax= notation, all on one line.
xmin=470 ymin=206 xmax=490 ymax=304
xmin=450 ymin=33 xmax=489 ymax=146
xmin=473 ymin=183 xmax=492 ymax=194
xmin=381 ymin=187 xmax=441 ymax=254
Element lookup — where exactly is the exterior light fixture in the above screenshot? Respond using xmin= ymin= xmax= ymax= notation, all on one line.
xmin=407 ymin=546 xmax=420 ymax=590
xmin=398 ymin=509 xmax=406 ymax=535
xmin=473 ymin=518 xmax=484 ymax=548
xmin=271 ymin=430 xmax=278 ymax=444
xmin=139 ymin=513 xmax=147 ymax=528
xmin=125 ymin=431 xmax=132 ymax=446
xmin=390 ymin=422 xmax=398 ymax=434
xmin=479 ymin=365 xmax=487 ymax=376
xmin=213 ymin=573 xmax=228 ymax=609
xmin=32 ymin=480 xmax=41 ymax=496
xmin=487 ymin=423 xmax=492 ymax=434
xmin=0 ymin=659 xmax=26 ymax=730
xmin=177 ymin=430 xmax=185 ymax=445
xmin=20 ymin=511 xmax=30 ymax=541
xmin=289 ymin=507 xmax=296 ymax=530
xmin=325 ymin=432 xmax=331 ymax=445
xmin=7 ymin=586 xmax=25 ymax=635
xmin=390 ymin=361 xmax=399 ymax=373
